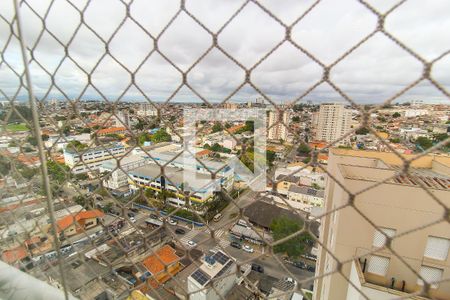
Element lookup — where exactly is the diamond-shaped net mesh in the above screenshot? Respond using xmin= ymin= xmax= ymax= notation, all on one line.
xmin=0 ymin=0 xmax=449 ymax=299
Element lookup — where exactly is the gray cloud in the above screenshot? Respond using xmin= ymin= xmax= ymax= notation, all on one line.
xmin=0 ymin=0 xmax=449 ymax=105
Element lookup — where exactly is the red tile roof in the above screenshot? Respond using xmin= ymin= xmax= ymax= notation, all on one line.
xmin=227 ymin=124 xmax=245 ymax=133
xmin=2 ymin=246 xmax=28 ymax=263
xmin=196 ymin=149 xmax=212 ymax=157
xmin=97 ymin=127 xmax=126 ymax=135
xmin=56 ymin=209 xmax=104 ymax=232
xmin=142 ymin=245 xmax=179 ymax=275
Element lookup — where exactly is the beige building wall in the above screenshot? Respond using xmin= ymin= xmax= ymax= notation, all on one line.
xmin=268 ymin=109 xmax=290 ymax=141
xmin=315 ymin=103 xmax=352 ymax=144
xmin=315 ymin=150 xmax=450 ymax=300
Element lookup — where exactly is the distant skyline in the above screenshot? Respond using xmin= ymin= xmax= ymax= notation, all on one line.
xmin=1 ymin=0 xmax=449 ymax=105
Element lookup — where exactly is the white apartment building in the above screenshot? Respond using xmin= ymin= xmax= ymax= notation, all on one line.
xmin=268 ymin=109 xmax=290 ymax=141
xmin=287 ymin=185 xmax=325 ymax=207
xmin=128 ymin=163 xmax=220 ymax=208
xmin=115 ymin=110 xmax=130 ymax=128
xmin=99 ymin=154 xmax=148 ymax=190
xmin=45 ymin=133 xmax=91 ymax=151
xmin=315 ymin=103 xmax=352 ymax=145
xmin=63 ymin=143 xmax=126 ymax=174
xmin=188 ymin=251 xmax=237 ymax=300
xmin=315 ymin=149 xmax=450 ymax=300
xmin=137 ymin=102 xmax=158 ymax=117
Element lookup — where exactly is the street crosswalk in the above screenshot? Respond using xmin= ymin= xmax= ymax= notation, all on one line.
xmin=179 ymin=230 xmax=198 ymax=244
xmin=214 ymin=229 xmax=226 ymax=238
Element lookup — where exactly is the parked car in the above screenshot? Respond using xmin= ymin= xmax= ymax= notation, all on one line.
xmin=168 ymin=218 xmax=177 ymax=225
xmin=284 ymin=277 xmax=296 ymax=284
xmin=127 ymin=212 xmax=135 ymax=218
xmin=230 ymin=241 xmax=242 ymax=249
xmin=175 ymin=228 xmax=186 ymax=235
xmin=129 ymin=216 xmax=136 ymax=223
xmin=243 ymin=245 xmax=254 ymax=253
xmin=187 ymin=240 xmax=197 ymax=247
xmin=306 ymin=265 xmax=316 ymax=273
xmin=293 ymin=261 xmax=307 ymax=269
xmin=237 ymin=219 xmax=248 ymax=227
xmin=213 ymin=213 xmax=223 ymax=222
xmin=251 ymin=263 xmax=264 ymax=273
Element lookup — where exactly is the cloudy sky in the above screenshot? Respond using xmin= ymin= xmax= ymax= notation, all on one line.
xmin=0 ymin=0 xmax=449 ymax=105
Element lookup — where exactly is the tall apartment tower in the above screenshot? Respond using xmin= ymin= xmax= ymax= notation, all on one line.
xmin=137 ymin=102 xmax=158 ymax=117
xmin=268 ymin=109 xmax=290 ymax=141
xmin=315 ymin=103 xmax=352 ymax=144
xmin=116 ymin=110 xmax=130 ymax=128
xmin=314 ymin=149 xmax=450 ymax=300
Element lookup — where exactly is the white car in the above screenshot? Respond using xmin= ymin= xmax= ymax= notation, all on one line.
xmin=168 ymin=218 xmax=177 ymax=225
xmin=187 ymin=240 xmax=197 ymax=247
xmin=129 ymin=216 xmax=136 ymax=223
xmin=243 ymin=245 xmax=254 ymax=253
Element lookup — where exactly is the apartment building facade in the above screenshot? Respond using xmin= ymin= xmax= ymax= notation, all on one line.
xmin=268 ymin=109 xmax=290 ymax=141
xmin=315 ymin=149 xmax=450 ymax=300
xmin=63 ymin=143 xmax=126 ymax=174
xmin=315 ymin=103 xmax=352 ymax=145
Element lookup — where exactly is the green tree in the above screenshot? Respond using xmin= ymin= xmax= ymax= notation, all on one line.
xmin=211 ymin=122 xmax=223 ymax=133
xmin=244 ymin=120 xmax=254 ymax=132
xmin=41 ymin=134 xmax=49 ymax=141
xmin=19 ymin=165 xmax=38 ymax=179
xmin=240 ymin=150 xmax=254 ymax=172
xmin=151 ymin=128 xmax=171 ymax=143
xmin=292 ymin=104 xmax=304 ymax=112
xmin=0 ymin=156 xmax=11 ymax=176
xmin=377 ymin=116 xmax=387 ymax=122
xmin=62 ymin=126 xmax=71 ymax=135
xmin=433 ymin=133 xmax=448 ymax=143
xmin=355 ymin=127 xmax=370 ymax=135
xmin=66 ymin=140 xmax=88 ymax=152
xmin=416 ymin=137 xmax=433 ymax=150
xmin=139 ymin=132 xmax=152 ymax=145
xmin=266 ymin=150 xmax=276 ymax=166
xmin=392 ymin=112 xmax=401 ymax=118
xmin=47 ymin=160 xmax=70 ymax=184
xmin=0 ymin=105 xmax=32 ymax=123
xmin=26 ymin=136 xmax=37 ymax=146
xmin=81 ymin=128 xmax=91 ymax=134
xmin=292 ymin=116 xmax=300 ymax=123
xmin=297 ymin=142 xmax=311 ymax=155
xmin=270 ymin=216 xmax=313 ymax=258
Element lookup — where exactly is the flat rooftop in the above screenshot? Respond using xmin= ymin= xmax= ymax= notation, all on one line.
xmin=339 ymin=162 xmax=450 ymax=190
xmin=129 ymin=163 xmax=219 ymax=191
xmin=189 ymin=251 xmax=233 ymax=287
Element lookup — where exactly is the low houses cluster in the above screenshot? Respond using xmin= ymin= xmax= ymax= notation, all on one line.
xmin=56 ymin=209 xmax=104 ymax=239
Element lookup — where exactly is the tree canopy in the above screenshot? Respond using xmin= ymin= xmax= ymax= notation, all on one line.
xmin=151 ymin=128 xmax=171 ymax=143
xmin=47 ymin=160 xmax=70 ymax=184
xmin=270 ymin=216 xmax=313 ymax=258
xmin=211 ymin=122 xmax=223 ymax=133
xmin=416 ymin=136 xmax=433 ymax=150
xmin=297 ymin=142 xmax=311 ymax=155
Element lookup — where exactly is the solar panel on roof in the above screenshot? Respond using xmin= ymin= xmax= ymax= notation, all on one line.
xmin=214 ymin=260 xmax=233 ymax=279
xmin=191 ymin=269 xmax=210 ymax=286
xmin=213 ymin=251 xmax=230 ymax=265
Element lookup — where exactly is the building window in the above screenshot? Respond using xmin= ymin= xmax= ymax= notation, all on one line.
xmin=424 ymin=236 xmax=450 ymax=261
xmin=417 ymin=265 xmax=443 ymax=288
xmin=373 ymin=227 xmax=396 ymax=248
xmin=367 ymin=255 xmax=390 ymax=276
